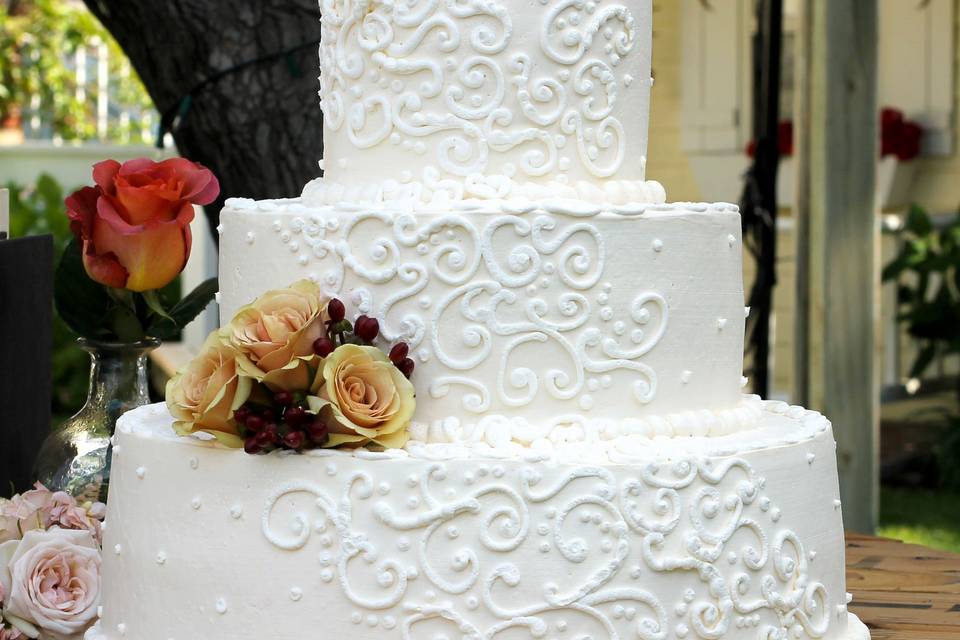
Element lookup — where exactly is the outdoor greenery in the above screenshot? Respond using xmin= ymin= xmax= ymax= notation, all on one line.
xmin=879 ymin=487 xmax=960 ymax=553
xmin=883 ymin=205 xmax=960 ymax=489
xmin=0 ymin=0 xmax=154 ymax=141
xmin=6 ymin=174 xmax=88 ymax=420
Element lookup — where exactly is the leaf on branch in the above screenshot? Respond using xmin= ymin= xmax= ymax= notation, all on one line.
xmin=148 ymin=277 xmax=218 ymax=340
xmin=54 ymin=239 xmax=112 ymax=339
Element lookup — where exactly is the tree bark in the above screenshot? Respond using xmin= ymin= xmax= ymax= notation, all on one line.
xmin=83 ymin=0 xmax=324 ymax=237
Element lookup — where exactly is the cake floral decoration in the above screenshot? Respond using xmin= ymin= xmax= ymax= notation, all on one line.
xmin=166 ymin=280 xmax=416 ymax=454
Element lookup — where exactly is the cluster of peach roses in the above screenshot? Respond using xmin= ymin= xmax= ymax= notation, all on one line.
xmin=166 ymin=280 xmax=417 ymax=453
xmin=0 ymin=485 xmax=106 ymax=640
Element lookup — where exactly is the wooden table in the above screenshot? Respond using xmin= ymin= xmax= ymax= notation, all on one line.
xmin=846 ymin=533 xmax=960 ymax=638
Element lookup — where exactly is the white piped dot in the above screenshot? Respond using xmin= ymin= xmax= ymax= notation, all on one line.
xmin=155 ymin=551 xmax=166 ymax=565
xmin=652 ymin=239 xmax=664 ymax=252
xmin=135 ymin=466 xmax=146 ymax=479
xmin=191 ymin=497 xmax=202 ymax=511
xmin=290 ymin=587 xmax=303 ymax=602
xmin=114 ymin=544 xmax=122 ymax=555
xmin=215 ymin=598 xmax=228 ymax=614
xmin=230 ymin=505 xmax=243 ymax=519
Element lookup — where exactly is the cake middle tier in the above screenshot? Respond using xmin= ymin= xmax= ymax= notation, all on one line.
xmin=220 ymin=198 xmax=749 ymax=435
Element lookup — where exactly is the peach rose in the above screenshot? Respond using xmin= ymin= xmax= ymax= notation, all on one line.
xmin=311 ymin=344 xmax=415 ymax=448
xmin=1 ymin=528 xmax=100 ymax=638
xmin=166 ymin=333 xmax=252 ymax=448
xmin=65 ymin=157 xmax=219 ymax=292
xmin=224 ymin=280 xmax=329 ymax=391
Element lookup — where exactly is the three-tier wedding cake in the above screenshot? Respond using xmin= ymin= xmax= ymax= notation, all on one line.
xmin=88 ymin=1 xmax=870 ymax=638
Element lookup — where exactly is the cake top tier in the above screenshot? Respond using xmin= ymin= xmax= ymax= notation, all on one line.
xmin=318 ymin=0 xmax=655 ymax=200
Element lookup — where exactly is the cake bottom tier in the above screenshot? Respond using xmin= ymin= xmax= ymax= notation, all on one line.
xmin=88 ymin=402 xmax=869 ymax=640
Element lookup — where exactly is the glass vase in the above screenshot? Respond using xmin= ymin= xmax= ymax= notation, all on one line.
xmin=34 ymin=338 xmax=159 ymax=503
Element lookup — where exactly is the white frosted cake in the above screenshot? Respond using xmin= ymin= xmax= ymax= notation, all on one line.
xmin=89 ymin=1 xmax=870 ymax=639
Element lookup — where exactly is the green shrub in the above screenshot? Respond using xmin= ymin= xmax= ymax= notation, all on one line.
xmin=7 ymin=174 xmax=88 ymax=420
xmin=884 ymin=205 xmax=960 ymax=488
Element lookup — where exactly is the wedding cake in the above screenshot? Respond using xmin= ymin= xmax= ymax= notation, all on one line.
xmin=88 ymin=1 xmax=870 ymax=639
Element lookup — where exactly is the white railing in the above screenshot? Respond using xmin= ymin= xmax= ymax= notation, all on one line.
xmin=19 ymin=36 xmax=157 ymax=145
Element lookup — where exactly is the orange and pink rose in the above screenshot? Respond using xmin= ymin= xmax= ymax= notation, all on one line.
xmin=65 ymin=157 xmax=219 ymax=292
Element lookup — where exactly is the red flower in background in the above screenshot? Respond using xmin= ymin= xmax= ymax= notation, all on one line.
xmin=880 ymin=108 xmax=923 ymax=162
xmin=65 ymin=158 xmax=219 ymax=292
xmin=745 ymin=121 xmax=794 ymax=158
xmin=746 ymin=108 xmax=922 ymax=162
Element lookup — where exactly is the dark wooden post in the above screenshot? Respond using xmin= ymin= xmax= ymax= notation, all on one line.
xmin=0 ymin=216 xmax=54 ymax=492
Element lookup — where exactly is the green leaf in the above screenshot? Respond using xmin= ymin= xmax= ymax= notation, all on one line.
xmin=141 ymin=289 xmax=174 ymax=322
xmin=147 ymin=278 xmax=218 ymax=340
xmin=909 ymin=343 xmax=938 ymax=380
xmin=905 ymin=205 xmax=934 ymax=237
xmin=54 ymin=239 xmax=112 ymax=339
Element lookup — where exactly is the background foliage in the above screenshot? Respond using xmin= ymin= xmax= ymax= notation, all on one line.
xmin=7 ymin=174 xmax=88 ymax=419
xmin=883 ymin=206 xmax=960 ymax=490
xmin=0 ymin=0 xmax=154 ymax=141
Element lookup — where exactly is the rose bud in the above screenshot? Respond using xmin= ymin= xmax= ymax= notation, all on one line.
xmin=283 ymin=430 xmax=306 ymax=451
xmin=262 ymin=423 xmax=280 ymax=445
xmin=313 ymin=336 xmax=335 ymax=357
xmin=397 ymin=357 xmax=416 ymax=379
xmin=307 ymin=419 xmax=329 ymax=443
xmin=244 ymin=437 xmax=262 ymax=455
xmin=355 ymin=315 xmax=380 ymax=342
xmin=65 ymin=158 xmax=219 ymax=292
xmin=328 ymin=298 xmax=346 ymax=323
xmin=261 ymin=408 xmax=277 ymax=423
xmin=389 ymin=342 xmax=409 ymax=364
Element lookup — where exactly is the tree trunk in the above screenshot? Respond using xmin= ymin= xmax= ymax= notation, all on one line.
xmin=83 ymin=0 xmax=324 ymax=238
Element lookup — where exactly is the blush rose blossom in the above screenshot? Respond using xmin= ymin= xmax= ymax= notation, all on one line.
xmin=311 ymin=344 xmax=415 ymax=449
xmin=225 ymin=280 xmax=330 ymax=391
xmin=65 ymin=158 xmax=219 ymax=292
xmin=0 ymin=528 xmax=100 ymax=638
xmin=166 ymin=334 xmax=253 ymax=446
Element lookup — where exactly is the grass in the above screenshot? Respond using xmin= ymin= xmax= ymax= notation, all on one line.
xmin=879 ymin=486 xmax=960 ymax=553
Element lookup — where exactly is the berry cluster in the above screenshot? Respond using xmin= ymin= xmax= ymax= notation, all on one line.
xmin=236 ymin=391 xmax=329 ymax=455
xmin=311 ymin=297 xmax=416 ymax=379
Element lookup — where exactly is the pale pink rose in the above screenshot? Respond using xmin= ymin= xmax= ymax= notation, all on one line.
xmin=3 ymin=528 xmax=101 ymax=637
xmin=0 ymin=627 xmax=24 ymax=640
xmin=0 ymin=485 xmax=54 ymax=542
xmin=42 ymin=494 xmax=102 ymax=545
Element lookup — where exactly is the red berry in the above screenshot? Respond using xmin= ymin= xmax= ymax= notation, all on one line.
xmin=283 ymin=430 xmax=306 ymax=451
xmin=308 ymin=419 xmax=329 ymax=443
xmin=284 ymin=406 xmax=307 ymax=427
xmin=260 ymin=424 xmax=280 ymax=446
xmin=389 ymin=342 xmax=409 ymax=364
xmin=245 ymin=415 xmax=265 ymax=433
xmin=355 ymin=315 xmax=380 ymax=342
xmin=328 ymin=298 xmax=346 ymax=323
xmin=255 ymin=429 xmax=273 ymax=448
xmin=397 ymin=357 xmax=415 ymax=379
xmin=233 ymin=405 xmax=251 ymax=425
xmin=261 ymin=408 xmax=277 ymax=423
xmin=274 ymin=391 xmax=294 ymax=406
xmin=313 ymin=337 xmax=335 ymax=357
xmin=244 ymin=438 xmax=262 ymax=455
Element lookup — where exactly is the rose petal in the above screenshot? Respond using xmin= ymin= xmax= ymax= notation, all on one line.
xmin=91 ymin=160 xmax=121 ymax=194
